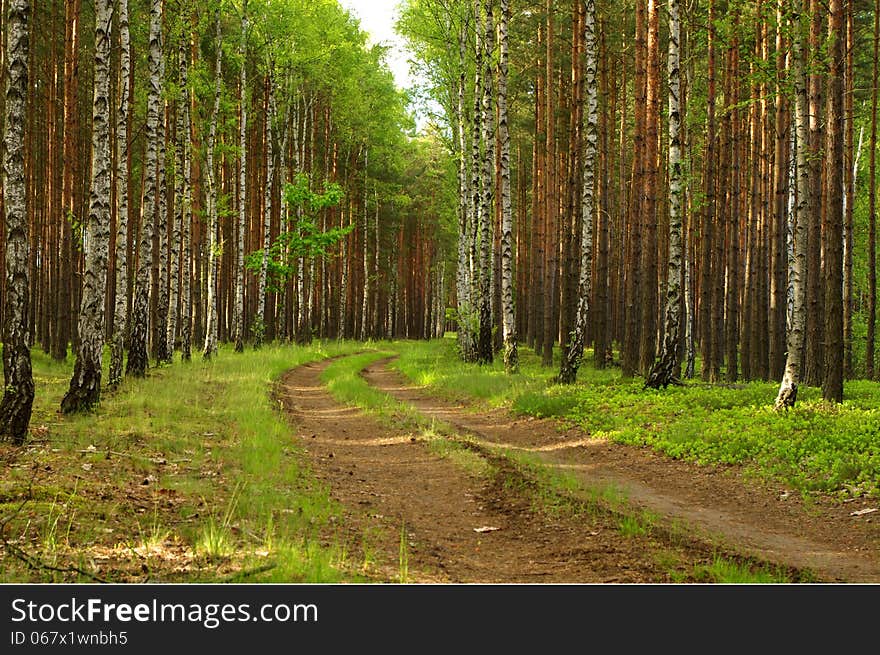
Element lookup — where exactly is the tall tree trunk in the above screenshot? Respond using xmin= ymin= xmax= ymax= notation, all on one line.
xmin=255 ymin=71 xmax=274 ymax=348
xmin=155 ymin=66 xmax=170 ymax=362
xmin=646 ymin=0 xmax=683 ymax=389
xmin=498 ymin=0 xmax=516 ymax=373
xmin=180 ymin=46 xmax=193 ymax=363
xmin=557 ymin=0 xmax=597 ymax=385
xmin=62 ymin=0 xmax=112 ymax=413
xmin=638 ymin=0 xmax=660 ymax=375
xmin=202 ymin=13 xmax=222 ymax=360
xmin=699 ymin=0 xmax=717 ymax=382
xmin=233 ymin=2 xmax=248 ymax=353
xmin=869 ymin=0 xmax=879 ymax=380
xmin=842 ymin=1 xmax=854 ymax=378
xmin=541 ymin=0 xmax=556 ymax=368
xmin=476 ymin=0 xmax=494 ymax=365
xmin=776 ymin=1 xmax=811 ymax=409
xmin=54 ymin=0 xmax=81 ymax=361
xmin=455 ymin=22 xmax=475 ymax=360
xmin=822 ymin=0 xmax=845 ymax=403
xmin=0 ymin=0 xmax=33 ymax=443
xmin=128 ymin=0 xmax=162 ymax=376
xmin=166 ymin=45 xmax=185 ymax=363
xmin=802 ymin=0 xmax=824 ymax=386
xmin=622 ymin=0 xmax=646 ymax=378
xmin=108 ymin=0 xmax=130 ymax=388
xmin=770 ymin=0 xmax=789 ymax=381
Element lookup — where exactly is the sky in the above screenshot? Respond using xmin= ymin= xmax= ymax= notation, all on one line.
xmin=338 ymin=0 xmax=415 ymax=91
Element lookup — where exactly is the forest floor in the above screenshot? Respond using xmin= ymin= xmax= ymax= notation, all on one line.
xmin=279 ymin=354 xmax=880 ymax=583
xmin=2 ymin=341 xmax=878 ymax=583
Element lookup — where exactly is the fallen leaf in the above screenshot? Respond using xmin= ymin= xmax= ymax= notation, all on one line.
xmin=473 ymin=526 xmax=500 ymax=533
xmin=85 ymin=444 xmax=97 ymax=453
xmin=850 ymin=508 xmax=878 ymax=517
xmin=81 ymin=463 xmax=93 ymax=471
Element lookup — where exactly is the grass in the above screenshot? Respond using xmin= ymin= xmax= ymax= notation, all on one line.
xmin=389 ymin=336 xmax=880 ymax=500
xmin=0 ymin=340 xmax=366 ymax=582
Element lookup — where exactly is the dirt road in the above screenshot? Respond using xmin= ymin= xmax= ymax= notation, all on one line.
xmin=279 ymin=355 xmax=880 ymax=582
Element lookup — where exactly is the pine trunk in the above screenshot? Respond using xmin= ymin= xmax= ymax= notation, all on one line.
xmin=822 ymin=0 xmax=845 ymax=403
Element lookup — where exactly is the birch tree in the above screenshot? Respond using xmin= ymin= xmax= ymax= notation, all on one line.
xmin=557 ymin=0 xmax=597 ymax=385
xmin=108 ymin=0 xmax=130 ymax=388
xmin=203 ymin=12 xmax=223 ymax=360
xmin=128 ymin=0 xmax=162 ymax=377
xmin=475 ymin=0 xmax=494 ymax=365
xmin=61 ymin=0 xmax=113 ymax=413
xmin=180 ymin=43 xmax=193 ymax=362
xmin=646 ymin=0 xmax=684 ymax=389
xmin=498 ymin=0 xmax=517 ymax=373
xmin=233 ymin=1 xmax=248 ymax=353
xmin=255 ymin=70 xmax=276 ymax=348
xmin=775 ymin=2 xmax=811 ymax=409
xmin=0 ymin=0 xmax=34 ymax=443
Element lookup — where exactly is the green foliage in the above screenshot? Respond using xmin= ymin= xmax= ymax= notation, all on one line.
xmin=245 ymin=173 xmax=350 ymax=293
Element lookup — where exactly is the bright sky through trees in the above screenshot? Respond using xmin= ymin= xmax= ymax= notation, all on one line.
xmin=339 ymin=0 xmax=413 ymax=88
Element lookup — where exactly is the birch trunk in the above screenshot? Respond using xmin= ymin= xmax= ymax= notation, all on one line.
xmin=360 ymin=149 xmax=370 ymax=341
xmin=202 ymin=13 xmax=222 ymax=360
xmin=255 ymin=72 xmax=275 ymax=348
xmin=108 ymin=0 xmax=130 ymax=387
xmin=166 ymin=44 xmax=186 ymax=363
xmin=475 ymin=0 xmax=494 ymax=365
xmin=62 ymin=0 xmax=113 ymax=412
xmin=233 ymin=3 xmax=247 ymax=353
xmin=645 ymin=0 xmax=683 ymax=389
xmin=557 ymin=0 xmax=597 ymax=385
xmin=498 ymin=0 xmax=516 ymax=373
xmin=155 ymin=97 xmax=170 ymax=361
xmin=775 ymin=3 xmax=811 ymax=409
xmin=180 ymin=47 xmax=193 ymax=362
xmin=0 ymin=0 xmax=34 ymax=442
xmin=455 ymin=22 xmax=475 ymax=361
xmin=128 ymin=0 xmax=162 ymax=376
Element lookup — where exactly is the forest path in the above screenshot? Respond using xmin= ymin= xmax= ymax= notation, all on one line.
xmin=279 ymin=358 xmax=687 ymax=582
xmin=361 ymin=358 xmax=880 ymax=583
xmin=279 ymin=356 xmax=844 ymax=582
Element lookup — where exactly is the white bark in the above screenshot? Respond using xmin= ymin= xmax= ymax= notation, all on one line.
xmin=0 ymin=0 xmax=34 ymax=442
xmin=455 ymin=22 xmax=474 ymax=360
xmin=62 ymin=0 xmax=113 ymax=412
xmin=234 ymin=3 xmax=248 ymax=352
xmin=129 ymin=0 xmax=162 ymax=376
xmin=498 ymin=0 xmax=516 ymax=372
xmin=255 ymin=72 xmax=275 ymax=347
xmin=775 ymin=5 xmax=811 ymax=409
xmin=646 ymin=0 xmax=684 ymax=389
xmin=476 ymin=0 xmax=494 ymax=364
xmin=203 ymin=13 xmax=222 ymax=360
xmin=558 ymin=0 xmax=597 ymax=384
xmin=109 ymin=0 xmax=130 ymax=387
xmin=180 ymin=46 xmax=193 ymax=362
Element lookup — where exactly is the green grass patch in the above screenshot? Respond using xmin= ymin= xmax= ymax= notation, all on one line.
xmin=1 ymin=341 xmax=366 ymax=582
